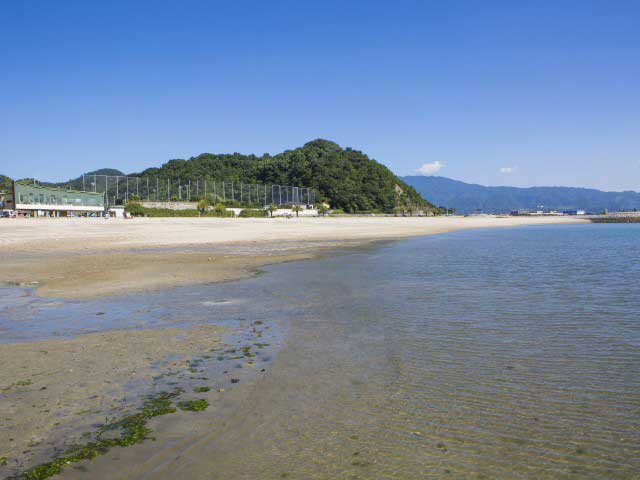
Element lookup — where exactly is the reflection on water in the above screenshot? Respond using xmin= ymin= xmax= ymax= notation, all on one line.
xmin=8 ymin=224 xmax=640 ymax=479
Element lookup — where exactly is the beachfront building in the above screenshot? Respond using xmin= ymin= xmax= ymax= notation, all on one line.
xmin=12 ymin=182 xmax=105 ymax=217
xmin=0 ymin=191 xmax=14 ymax=211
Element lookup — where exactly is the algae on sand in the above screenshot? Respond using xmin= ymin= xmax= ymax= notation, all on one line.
xmin=10 ymin=389 xmax=184 ymax=480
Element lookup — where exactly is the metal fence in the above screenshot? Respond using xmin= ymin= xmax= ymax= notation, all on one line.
xmin=77 ymin=175 xmax=316 ymax=207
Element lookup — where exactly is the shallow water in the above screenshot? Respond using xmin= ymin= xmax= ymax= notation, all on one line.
xmin=5 ymin=224 xmax=640 ymax=479
xmin=166 ymin=223 xmax=638 ymax=480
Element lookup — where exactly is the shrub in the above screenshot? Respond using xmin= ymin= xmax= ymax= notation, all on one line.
xmin=239 ymin=209 xmax=267 ymax=218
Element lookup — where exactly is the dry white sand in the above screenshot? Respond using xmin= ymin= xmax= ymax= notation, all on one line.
xmin=0 ymin=215 xmax=585 ymax=254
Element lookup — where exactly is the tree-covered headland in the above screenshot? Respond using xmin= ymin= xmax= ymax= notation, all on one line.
xmin=138 ymin=139 xmax=438 ymax=214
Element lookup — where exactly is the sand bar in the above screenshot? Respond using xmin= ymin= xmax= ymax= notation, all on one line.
xmin=0 ymin=216 xmax=585 ymax=298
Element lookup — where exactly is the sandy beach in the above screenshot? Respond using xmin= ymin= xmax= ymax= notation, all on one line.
xmin=1 ymin=215 xmax=593 ymax=478
xmin=0 ymin=216 xmax=585 ymax=299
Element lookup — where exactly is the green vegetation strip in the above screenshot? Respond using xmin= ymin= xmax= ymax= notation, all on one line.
xmin=10 ymin=389 xmax=187 ymax=480
xmin=177 ymin=399 xmax=209 ymax=412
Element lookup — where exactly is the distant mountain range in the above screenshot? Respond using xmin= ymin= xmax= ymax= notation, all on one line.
xmin=402 ymin=176 xmax=640 ymax=214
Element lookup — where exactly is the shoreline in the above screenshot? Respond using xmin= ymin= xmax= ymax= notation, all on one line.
xmin=0 ymin=216 xmax=586 ymax=299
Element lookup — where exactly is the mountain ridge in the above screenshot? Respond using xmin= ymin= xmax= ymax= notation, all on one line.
xmin=402 ymin=176 xmax=640 ymax=213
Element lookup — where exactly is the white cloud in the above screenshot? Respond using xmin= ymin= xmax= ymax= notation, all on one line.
xmin=499 ymin=166 xmax=517 ymax=174
xmin=416 ymin=161 xmax=445 ymax=176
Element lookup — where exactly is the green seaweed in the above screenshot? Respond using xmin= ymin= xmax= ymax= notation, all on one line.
xmin=2 ymin=380 xmax=33 ymax=391
xmin=74 ymin=409 xmax=100 ymax=416
xmin=177 ymin=399 xmax=209 ymax=412
xmin=11 ymin=389 xmax=184 ymax=480
xmin=193 ymin=386 xmax=210 ymax=393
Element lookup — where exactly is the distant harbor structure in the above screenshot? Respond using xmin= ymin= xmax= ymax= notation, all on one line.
xmin=510 ymin=209 xmax=585 ymax=216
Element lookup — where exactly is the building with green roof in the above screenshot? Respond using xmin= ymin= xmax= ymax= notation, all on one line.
xmin=12 ymin=182 xmax=105 ymax=217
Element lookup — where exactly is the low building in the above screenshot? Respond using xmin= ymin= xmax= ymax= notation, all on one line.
xmin=107 ymin=206 xmax=127 ymax=218
xmin=563 ymin=209 xmax=586 ymax=216
xmin=12 ymin=182 xmax=105 ymax=217
xmin=0 ymin=191 xmax=14 ymax=211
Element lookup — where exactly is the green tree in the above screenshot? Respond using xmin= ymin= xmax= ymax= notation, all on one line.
xmin=197 ymin=197 xmax=210 ymax=215
xmin=125 ymin=197 xmax=144 ymax=217
xmin=268 ymin=204 xmax=276 ymax=217
xmin=0 ymin=175 xmax=14 ymax=192
xmin=292 ymin=205 xmax=302 ymax=217
xmin=213 ymin=203 xmax=226 ymax=217
xmin=317 ymin=204 xmax=328 ymax=216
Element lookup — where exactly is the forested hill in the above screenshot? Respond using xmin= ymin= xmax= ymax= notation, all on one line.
xmin=402 ymin=176 xmax=640 ymax=214
xmin=138 ymin=140 xmax=435 ymax=213
xmin=61 ymin=169 xmax=126 ymax=191
xmin=0 ymin=175 xmax=13 ymax=191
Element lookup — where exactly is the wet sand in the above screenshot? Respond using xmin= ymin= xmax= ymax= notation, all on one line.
xmin=0 ymin=324 xmax=223 ymax=468
xmin=0 ymin=216 xmax=584 ymax=299
xmin=0 ymin=250 xmax=314 ymax=299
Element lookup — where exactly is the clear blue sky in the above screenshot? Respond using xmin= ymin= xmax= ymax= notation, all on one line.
xmin=1 ymin=0 xmax=638 ymax=191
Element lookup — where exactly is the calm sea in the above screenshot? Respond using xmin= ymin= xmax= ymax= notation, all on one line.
xmin=4 ymin=223 xmax=639 ymax=479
